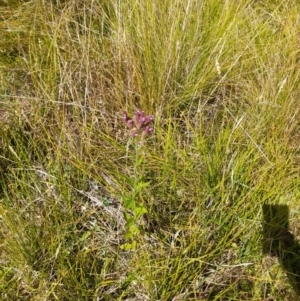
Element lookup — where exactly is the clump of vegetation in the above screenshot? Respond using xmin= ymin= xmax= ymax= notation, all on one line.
xmin=0 ymin=0 xmax=300 ymax=300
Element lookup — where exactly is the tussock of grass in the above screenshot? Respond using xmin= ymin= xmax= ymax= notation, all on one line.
xmin=1 ymin=0 xmax=300 ymax=300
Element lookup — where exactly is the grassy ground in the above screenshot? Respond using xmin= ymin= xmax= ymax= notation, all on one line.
xmin=1 ymin=0 xmax=300 ymax=300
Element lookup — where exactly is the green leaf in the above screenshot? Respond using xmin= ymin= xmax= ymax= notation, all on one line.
xmin=134 ymin=181 xmax=150 ymax=197
xmin=137 ymin=155 xmax=144 ymax=167
xmin=134 ymin=206 xmax=148 ymax=218
xmin=124 ymin=231 xmax=134 ymax=239
xmin=125 ymin=216 xmax=136 ymax=228
xmin=129 ymin=224 xmax=140 ymax=235
xmin=123 ymin=196 xmax=135 ymax=209
xmin=120 ymin=241 xmax=137 ymax=250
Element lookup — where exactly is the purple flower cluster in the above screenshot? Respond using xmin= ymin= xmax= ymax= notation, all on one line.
xmin=122 ymin=110 xmax=154 ymax=138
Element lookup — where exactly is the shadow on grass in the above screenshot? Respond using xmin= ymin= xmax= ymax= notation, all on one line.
xmin=263 ymin=204 xmax=300 ymax=295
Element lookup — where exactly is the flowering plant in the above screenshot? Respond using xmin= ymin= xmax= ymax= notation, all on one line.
xmin=120 ymin=109 xmax=154 ymax=250
xmin=122 ymin=110 xmax=154 ymax=139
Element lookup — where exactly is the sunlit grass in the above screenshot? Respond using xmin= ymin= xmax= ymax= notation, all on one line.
xmin=1 ymin=0 xmax=300 ymax=300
